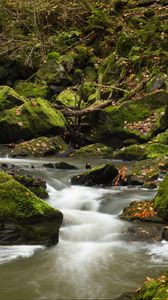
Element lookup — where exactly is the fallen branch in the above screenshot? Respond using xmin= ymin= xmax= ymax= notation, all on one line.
xmin=118 ymin=77 xmax=150 ymax=103
xmin=53 ymin=99 xmax=113 ymax=117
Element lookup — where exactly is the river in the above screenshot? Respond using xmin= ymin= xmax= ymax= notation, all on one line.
xmin=0 ymin=157 xmax=168 ymax=299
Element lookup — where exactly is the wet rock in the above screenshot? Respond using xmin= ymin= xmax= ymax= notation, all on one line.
xmin=162 ymin=227 xmax=168 ymax=241
xmin=120 ymin=200 xmax=168 ymax=242
xmin=113 ymin=292 xmax=134 ymax=300
xmin=0 ymin=171 xmax=63 ymax=245
xmin=71 ymin=163 xmax=118 ymax=186
xmin=43 ymin=163 xmax=55 ymax=168
xmin=11 ymin=136 xmax=68 ymax=157
xmin=121 ymin=200 xmax=163 ymax=223
xmin=125 ymin=175 xmax=143 ymax=186
xmin=55 ymin=162 xmax=78 ymax=170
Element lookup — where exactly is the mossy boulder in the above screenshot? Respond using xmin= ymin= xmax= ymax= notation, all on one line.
xmin=13 ymin=174 xmax=48 ymax=199
xmin=132 ymin=271 xmax=168 ymax=300
xmin=37 ymin=55 xmax=73 ymax=86
xmin=112 ymin=142 xmax=168 ymax=161
xmin=0 ymin=98 xmax=66 ymax=143
xmin=127 ymin=157 xmax=168 ymax=188
xmin=71 ymin=163 xmax=118 ymax=186
xmin=0 ymin=171 xmax=63 ymax=245
xmin=144 ymin=142 xmax=168 ymax=159
xmin=113 ymin=144 xmax=146 ymax=160
xmin=72 ymin=143 xmax=113 ymax=158
xmin=154 ymin=175 xmax=168 ymax=221
xmin=89 ymin=90 xmax=168 ymax=145
xmin=0 ymin=86 xmax=25 ymax=112
xmin=152 ymin=129 xmax=168 ymax=144
xmin=15 ymin=81 xmax=51 ymax=100
xmin=11 ymin=136 xmax=68 ymax=157
xmin=54 ymin=88 xmax=80 ymax=107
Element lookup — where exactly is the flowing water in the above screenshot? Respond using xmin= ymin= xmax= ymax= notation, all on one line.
xmin=0 ymin=157 xmax=168 ymax=300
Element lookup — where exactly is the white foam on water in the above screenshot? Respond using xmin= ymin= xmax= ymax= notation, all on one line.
xmin=60 ymin=209 xmax=125 ymax=242
xmin=146 ymin=240 xmax=168 ymax=264
xmin=0 ymin=245 xmax=45 ymax=265
xmin=47 ymin=184 xmax=106 ymax=211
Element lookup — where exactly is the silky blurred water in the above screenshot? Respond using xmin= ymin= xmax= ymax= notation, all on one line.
xmin=0 ymin=157 xmax=167 ymax=299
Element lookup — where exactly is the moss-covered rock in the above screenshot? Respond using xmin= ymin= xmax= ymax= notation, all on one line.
xmin=0 ymin=85 xmax=25 ymax=112
xmin=0 ymin=98 xmax=66 ymax=143
xmin=0 ymin=171 xmax=63 ymax=245
xmin=113 ymin=144 xmax=146 ymax=160
xmin=127 ymin=157 xmax=168 ymax=188
xmin=71 ymin=163 xmax=118 ymax=186
xmin=144 ymin=142 xmax=168 ymax=158
xmin=13 ymin=174 xmax=48 ymax=199
xmin=89 ymin=90 xmax=168 ymax=145
xmin=132 ymin=271 xmax=168 ymax=300
xmin=72 ymin=143 xmax=113 ymax=158
xmin=11 ymin=136 xmax=68 ymax=157
xmin=36 ymin=52 xmax=75 ymax=86
xmin=154 ymin=175 xmax=168 ymax=221
xmin=112 ymin=142 xmax=168 ymax=161
xmin=152 ymin=129 xmax=168 ymax=144
xmin=14 ymin=81 xmax=51 ymax=100
xmin=54 ymin=88 xmax=80 ymax=107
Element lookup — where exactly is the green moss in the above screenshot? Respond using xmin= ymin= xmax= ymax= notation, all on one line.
xmin=145 ymin=143 xmax=168 ymax=159
xmin=113 ymin=141 xmax=168 ymax=161
xmin=89 ymin=90 xmax=168 ymax=143
xmin=133 ymin=271 xmax=168 ymax=300
xmin=55 ymin=88 xmax=80 ymax=107
xmin=0 ymin=98 xmax=66 ymax=143
xmin=13 ymin=174 xmax=48 ymax=199
xmin=0 ymin=171 xmax=63 ymax=244
xmin=154 ymin=174 xmax=168 ymax=221
xmin=113 ymin=144 xmax=146 ymax=160
xmin=0 ymin=171 xmax=60 ymax=221
xmin=116 ymin=34 xmax=134 ymax=57
xmin=152 ymin=130 xmax=168 ymax=144
xmin=81 ymin=82 xmax=96 ymax=102
xmin=15 ymin=81 xmax=50 ymax=100
xmin=86 ymin=7 xmax=111 ymax=31
xmin=0 ymin=86 xmax=25 ymax=111
xmin=72 ymin=143 xmax=113 ymax=158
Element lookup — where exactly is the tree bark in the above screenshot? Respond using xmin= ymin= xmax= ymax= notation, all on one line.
xmin=53 ymin=99 xmax=113 ymax=117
